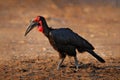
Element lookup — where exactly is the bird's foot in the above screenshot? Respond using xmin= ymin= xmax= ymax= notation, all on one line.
xmin=75 ymin=64 xmax=80 ymax=71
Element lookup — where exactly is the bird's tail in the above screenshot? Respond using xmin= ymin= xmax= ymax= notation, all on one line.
xmin=87 ymin=50 xmax=105 ymax=63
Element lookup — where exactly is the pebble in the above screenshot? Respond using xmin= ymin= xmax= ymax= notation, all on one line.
xmin=90 ymin=34 xmax=95 ymax=38
xmin=18 ymin=40 xmax=25 ymax=44
xmin=43 ymin=47 xmax=47 ymax=51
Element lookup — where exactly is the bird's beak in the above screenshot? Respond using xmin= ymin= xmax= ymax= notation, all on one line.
xmin=24 ymin=21 xmax=38 ymax=36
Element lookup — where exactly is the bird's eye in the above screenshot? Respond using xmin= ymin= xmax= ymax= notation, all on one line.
xmin=38 ymin=23 xmax=41 ymax=26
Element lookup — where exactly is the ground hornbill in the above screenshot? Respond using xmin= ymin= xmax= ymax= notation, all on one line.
xmin=25 ymin=16 xmax=105 ymax=70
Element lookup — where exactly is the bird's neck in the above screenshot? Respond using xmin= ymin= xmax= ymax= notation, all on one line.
xmin=42 ymin=20 xmax=52 ymax=37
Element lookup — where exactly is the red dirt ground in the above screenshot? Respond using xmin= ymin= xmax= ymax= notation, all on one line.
xmin=0 ymin=0 xmax=120 ymax=80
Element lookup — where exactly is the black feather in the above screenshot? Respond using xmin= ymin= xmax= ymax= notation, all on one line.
xmin=86 ymin=50 xmax=105 ymax=63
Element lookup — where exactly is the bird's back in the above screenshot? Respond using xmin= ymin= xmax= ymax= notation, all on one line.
xmin=48 ymin=28 xmax=94 ymax=52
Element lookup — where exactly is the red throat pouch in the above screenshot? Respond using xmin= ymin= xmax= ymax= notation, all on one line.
xmin=37 ymin=21 xmax=43 ymax=32
xmin=38 ymin=26 xmax=43 ymax=32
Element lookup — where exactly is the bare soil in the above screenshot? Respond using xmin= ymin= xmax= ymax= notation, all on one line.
xmin=0 ymin=0 xmax=120 ymax=80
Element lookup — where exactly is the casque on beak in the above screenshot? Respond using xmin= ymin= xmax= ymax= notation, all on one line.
xmin=24 ymin=21 xmax=38 ymax=36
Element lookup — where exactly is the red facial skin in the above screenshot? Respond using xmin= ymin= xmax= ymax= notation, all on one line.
xmin=34 ymin=16 xmax=39 ymax=22
xmin=38 ymin=21 xmax=43 ymax=32
xmin=34 ymin=16 xmax=43 ymax=32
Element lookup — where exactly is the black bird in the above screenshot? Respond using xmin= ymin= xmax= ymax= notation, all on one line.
xmin=25 ymin=16 xmax=105 ymax=70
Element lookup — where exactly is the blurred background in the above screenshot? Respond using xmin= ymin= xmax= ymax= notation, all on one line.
xmin=0 ymin=0 xmax=119 ymax=60
xmin=0 ymin=0 xmax=120 ymax=79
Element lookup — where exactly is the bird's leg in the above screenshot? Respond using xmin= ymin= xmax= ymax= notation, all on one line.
xmin=74 ymin=56 xmax=79 ymax=70
xmin=57 ymin=58 xmax=65 ymax=70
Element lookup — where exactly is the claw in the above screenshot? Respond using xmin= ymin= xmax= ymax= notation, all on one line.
xmin=57 ymin=58 xmax=65 ymax=70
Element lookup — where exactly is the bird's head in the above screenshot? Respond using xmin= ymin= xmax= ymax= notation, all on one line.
xmin=24 ymin=16 xmax=45 ymax=36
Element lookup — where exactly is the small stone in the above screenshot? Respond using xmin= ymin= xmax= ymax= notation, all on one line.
xmin=90 ymin=34 xmax=95 ymax=38
xmin=19 ymin=40 xmax=25 ymax=44
xmin=43 ymin=48 xmax=47 ymax=51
